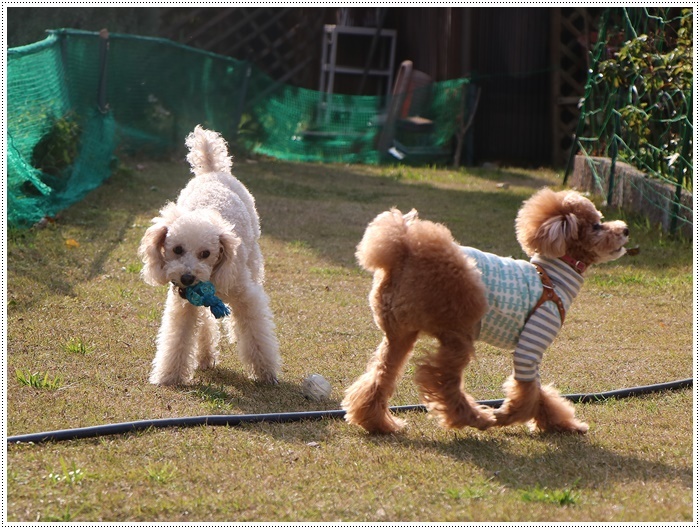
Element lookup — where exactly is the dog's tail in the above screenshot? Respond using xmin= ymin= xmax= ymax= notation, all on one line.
xmin=185 ymin=125 xmax=233 ymax=176
xmin=356 ymin=208 xmax=419 ymax=272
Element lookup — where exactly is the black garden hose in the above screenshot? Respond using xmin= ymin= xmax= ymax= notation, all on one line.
xmin=7 ymin=378 xmax=692 ymax=444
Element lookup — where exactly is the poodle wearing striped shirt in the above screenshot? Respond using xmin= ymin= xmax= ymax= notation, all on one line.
xmin=342 ymin=188 xmax=629 ymax=435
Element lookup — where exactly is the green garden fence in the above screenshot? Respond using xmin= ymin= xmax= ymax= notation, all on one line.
xmin=7 ymin=29 xmax=468 ymax=227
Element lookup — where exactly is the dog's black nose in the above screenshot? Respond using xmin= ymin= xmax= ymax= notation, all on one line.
xmin=180 ymin=273 xmax=195 ymax=286
xmin=623 ymin=228 xmax=630 ymax=236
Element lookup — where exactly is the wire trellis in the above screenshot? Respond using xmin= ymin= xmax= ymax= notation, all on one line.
xmin=565 ymin=7 xmax=692 ymax=235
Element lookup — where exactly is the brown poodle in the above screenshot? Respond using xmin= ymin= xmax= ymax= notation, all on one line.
xmin=342 ymin=188 xmax=630 ymax=435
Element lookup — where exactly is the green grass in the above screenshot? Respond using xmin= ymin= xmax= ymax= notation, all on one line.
xmin=15 ymin=370 xmax=63 ymax=390
xmin=189 ymin=384 xmax=234 ymax=411
xmin=520 ymin=484 xmax=580 ymax=506
xmin=63 ymin=337 xmax=94 ymax=355
xmin=7 ymin=158 xmax=692 ymax=522
xmin=145 ymin=462 xmax=177 ymax=484
xmin=47 ymin=458 xmax=86 ymax=486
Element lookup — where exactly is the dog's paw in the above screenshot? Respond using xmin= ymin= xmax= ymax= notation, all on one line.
xmin=195 ymin=356 xmax=219 ymax=371
xmin=474 ymin=407 xmax=498 ymax=430
xmin=149 ymin=373 xmax=190 ymax=386
xmin=344 ymin=410 xmax=407 ymax=435
xmin=372 ymin=415 xmax=407 ymax=435
xmin=252 ymin=371 xmax=279 ymax=385
xmin=439 ymin=404 xmax=497 ymax=430
xmin=531 ymin=415 xmax=589 ymax=434
xmin=541 ymin=420 xmax=589 ymax=435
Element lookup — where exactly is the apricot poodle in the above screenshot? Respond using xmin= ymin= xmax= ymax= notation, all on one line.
xmin=342 ymin=188 xmax=629 ymax=434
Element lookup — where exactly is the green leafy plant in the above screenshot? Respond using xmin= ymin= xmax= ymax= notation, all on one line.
xmin=31 ymin=112 xmax=82 ymax=177
xmin=15 ymin=369 xmax=62 ymax=390
xmin=47 ymin=458 xmax=84 ymax=485
xmin=43 ymin=506 xmax=75 ymax=522
xmin=189 ymin=385 xmax=231 ymax=411
xmin=124 ymin=262 xmax=142 ymax=274
xmin=595 ymin=8 xmax=692 ymax=189
xmin=63 ymin=337 xmax=93 ymax=355
xmin=145 ymin=462 xmax=177 ymax=484
xmin=520 ymin=484 xmax=580 ymax=506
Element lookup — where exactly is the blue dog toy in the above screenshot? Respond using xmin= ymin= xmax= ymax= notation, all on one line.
xmin=184 ymin=281 xmax=230 ymax=319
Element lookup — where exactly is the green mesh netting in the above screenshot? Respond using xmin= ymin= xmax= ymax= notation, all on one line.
xmin=8 ymin=34 xmax=117 ymax=227
xmin=566 ymin=7 xmax=693 ymax=235
xmin=8 ymin=29 xmax=467 ymax=227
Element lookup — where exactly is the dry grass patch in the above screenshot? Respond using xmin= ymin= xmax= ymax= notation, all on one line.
xmin=7 ymin=158 xmax=692 ymax=522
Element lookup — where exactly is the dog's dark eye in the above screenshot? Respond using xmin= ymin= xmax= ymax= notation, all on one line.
xmin=173 ymin=245 xmax=184 ymax=255
xmin=200 ymin=250 xmax=211 ymax=259
xmin=592 ymin=223 xmax=602 ymax=231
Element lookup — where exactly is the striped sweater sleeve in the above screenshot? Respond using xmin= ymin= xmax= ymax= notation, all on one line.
xmin=512 ymin=302 xmax=562 ymax=382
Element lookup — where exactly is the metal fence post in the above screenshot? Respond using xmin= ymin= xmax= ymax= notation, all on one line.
xmin=606 ymin=90 xmax=623 ymax=205
xmin=670 ymin=97 xmax=692 ymax=236
xmin=97 ymin=29 xmax=110 ymax=113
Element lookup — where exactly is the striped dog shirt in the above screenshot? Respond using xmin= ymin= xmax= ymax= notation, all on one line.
xmin=460 ymin=247 xmax=584 ymax=382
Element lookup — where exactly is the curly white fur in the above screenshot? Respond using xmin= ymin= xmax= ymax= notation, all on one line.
xmin=138 ymin=125 xmax=281 ymax=385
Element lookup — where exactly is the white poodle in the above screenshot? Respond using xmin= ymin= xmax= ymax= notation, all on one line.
xmin=138 ymin=125 xmax=281 ymax=385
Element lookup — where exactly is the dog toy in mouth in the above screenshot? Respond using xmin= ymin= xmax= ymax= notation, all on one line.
xmin=182 ymin=281 xmax=230 ymax=319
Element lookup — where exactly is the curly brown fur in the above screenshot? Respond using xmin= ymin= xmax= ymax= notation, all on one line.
xmin=493 ymin=376 xmax=588 ymax=434
xmin=342 ymin=209 xmax=494 ymax=433
xmin=516 ymin=188 xmax=628 ymax=265
xmin=344 ymin=189 xmax=629 ymax=435
xmin=414 ymin=334 xmax=495 ymax=430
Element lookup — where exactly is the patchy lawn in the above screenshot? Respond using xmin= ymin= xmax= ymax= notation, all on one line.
xmin=7 ymin=158 xmax=692 ymax=522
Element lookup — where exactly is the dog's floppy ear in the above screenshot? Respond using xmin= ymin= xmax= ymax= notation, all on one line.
xmin=210 ymin=231 xmax=242 ymax=294
xmin=138 ymin=222 xmax=169 ymax=286
xmin=531 ymin=212 xmax=578 ymax=257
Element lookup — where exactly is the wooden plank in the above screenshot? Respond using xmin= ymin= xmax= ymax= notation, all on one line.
xmin=550 ymin=7 xmax=562 ymax=166
xmin=243 ymin=7 xmax=293 ymax=66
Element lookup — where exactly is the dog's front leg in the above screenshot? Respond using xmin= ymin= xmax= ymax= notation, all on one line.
xmin=222 ymin=282 xmax=281 ymax=384
xmin=494 ymin=375 xmax=588 ymax=433
xmin=149 ymin=287 xmax=200 ymax=385
xmin=493 ymin=375 xmax=539 ymax=427
xmin=195 ymin=309 xmax=220 ymax=370
xmin=534 ymin=383 xmax=588 ymax=434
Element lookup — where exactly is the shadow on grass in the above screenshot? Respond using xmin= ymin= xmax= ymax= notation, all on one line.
xmin=7 ymin=160 xmax=539 ymax=311
xmin=8 ymin=158 xmax=692 ymax=310
xmin=364 ymin=424 xmax=692 ymax=491
xmin=191 ymin=366 xmax=344 ymax=417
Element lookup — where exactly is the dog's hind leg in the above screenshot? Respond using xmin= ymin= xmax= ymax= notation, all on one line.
xmin=150 ymin=288 xmax=200 ymax=385
xmin=415 ymin=330 xmax=496 ymax=430
xmin=195 ymin=310 xmax=220 ymax=370
xmin=342 ymin=329 xmax=419 ymax=434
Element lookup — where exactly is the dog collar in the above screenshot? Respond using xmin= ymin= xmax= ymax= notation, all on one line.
xmin=560 ymin=255 xmax=587 ymax=274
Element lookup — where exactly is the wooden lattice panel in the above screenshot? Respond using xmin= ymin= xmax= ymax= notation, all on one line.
xmin=160 ymin=7 xmax=328 ymax=89
xmin=551 ymin=7 xmax=595 ymax=167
